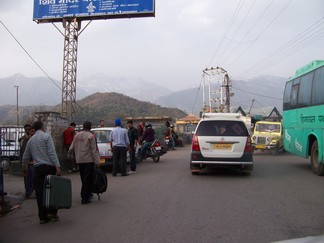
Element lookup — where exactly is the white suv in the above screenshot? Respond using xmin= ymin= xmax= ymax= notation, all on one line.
xmin=190 ymin=113 xmax=253 ymax=175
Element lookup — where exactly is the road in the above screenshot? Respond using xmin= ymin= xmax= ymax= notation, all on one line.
xmin=0 ymin=146 xmax=323 ymax=243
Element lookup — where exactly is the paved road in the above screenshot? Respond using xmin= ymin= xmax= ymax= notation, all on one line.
xmin=0 ymin=146 xmax=323 ymax=243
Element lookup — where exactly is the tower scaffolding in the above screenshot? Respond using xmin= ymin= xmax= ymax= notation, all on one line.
xmin=61 ymin=19 xmax=80 ymax=119
xmin=202 ymin=67 xmax=232 ymax=113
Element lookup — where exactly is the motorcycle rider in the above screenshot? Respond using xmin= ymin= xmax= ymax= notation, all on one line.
xmin=165 ymin=125 xmax=175 ymax=150
xmin=139 ymin=123 xmax=155 ymax=161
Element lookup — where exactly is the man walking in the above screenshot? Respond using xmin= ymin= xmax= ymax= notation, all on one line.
xmin=19 ymin=124 xmax=35 ymax=198
xmin=63 ymin=122 xmax=78 ymax=173
xmin=110 ymin=119 xmax=130 ymax=177
xmin=68 ymin=121 xmax=100 ymax=205
xmin=22 ymin=120 xmax=61 ymax=224
xmin=127 ymin=120 xmax=138 ymax=174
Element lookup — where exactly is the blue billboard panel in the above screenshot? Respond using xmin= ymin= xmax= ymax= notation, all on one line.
xmin=33 ymin=0 xmax=155 ymax=23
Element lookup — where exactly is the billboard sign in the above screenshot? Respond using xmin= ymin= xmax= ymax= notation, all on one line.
xmin=33 ymin=0 xmax=155 ymax=23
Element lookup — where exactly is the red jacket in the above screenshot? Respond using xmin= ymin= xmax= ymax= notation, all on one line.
xmin=63 ymin=126 xmax=75 ymax=145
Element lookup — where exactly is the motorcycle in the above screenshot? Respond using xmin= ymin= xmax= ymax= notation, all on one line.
xmin=137 ymin=140 xmax=165 ymax=163
xmin=164 ymin=135 xmax=175 ymax=150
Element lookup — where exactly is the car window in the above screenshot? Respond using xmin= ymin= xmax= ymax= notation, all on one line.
xmin=93 ymin=130 xmax=111 ymax=143
xmin=196 ymin=120 xmax=248 ymax=136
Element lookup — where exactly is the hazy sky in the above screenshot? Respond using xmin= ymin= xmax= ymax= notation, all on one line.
xmin=1 ymin=0 xmax=323 ymax=91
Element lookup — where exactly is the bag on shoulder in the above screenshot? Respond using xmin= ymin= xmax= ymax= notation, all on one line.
xmin=92 ymin=167 xmax=107 ymax=200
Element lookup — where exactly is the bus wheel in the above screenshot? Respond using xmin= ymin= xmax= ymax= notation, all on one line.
xmin=310 ymin=141 xmax=324 ymax=176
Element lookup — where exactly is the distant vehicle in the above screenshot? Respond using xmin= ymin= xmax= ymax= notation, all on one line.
xmin=283 ymin=60 xmax=324 ymax=175
xmin=251 ymin=120 xmax=283 ymax=155
xmin=91 ymin=127 xmax=114 ymax=166
xmin=1 ymin=137 xmax=19 ymax=171
xmin=190 ymin=113 xmax=253 ymax=175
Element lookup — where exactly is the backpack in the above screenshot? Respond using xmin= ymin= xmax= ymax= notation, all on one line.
xmin=92 ymin=167 xmax=108 ymax=200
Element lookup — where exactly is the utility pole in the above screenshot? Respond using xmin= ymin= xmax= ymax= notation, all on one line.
xmin=249 ymin=98 xmax=255 ymax=114
xmin=14 ymin=85 xmax=19 ymax=126
xmin=224 ymin=72 xmax=231 ymax=113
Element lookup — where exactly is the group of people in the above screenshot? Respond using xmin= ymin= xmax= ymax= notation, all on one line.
xmin=110 ymin=119 xmax=156 ymax=176
xmin=19 ymin=118 xmax=157 ymax=225
xmin=20 ymin=120 xmax=100 ymax=224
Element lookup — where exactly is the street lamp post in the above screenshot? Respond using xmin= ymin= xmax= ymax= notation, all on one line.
xmin=14 ymin=85 xmax=19 ymax=126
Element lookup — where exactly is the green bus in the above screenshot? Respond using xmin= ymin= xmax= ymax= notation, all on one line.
xmin=283 ymin=60 xmax=324 ymax=175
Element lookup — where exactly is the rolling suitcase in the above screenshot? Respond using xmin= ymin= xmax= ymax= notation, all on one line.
xmin=43 ymin=175 xmax=72 ymax=209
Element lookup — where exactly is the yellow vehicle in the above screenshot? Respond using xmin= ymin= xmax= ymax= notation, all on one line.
xmin=251 ymin=121 xmax=283 ymax=154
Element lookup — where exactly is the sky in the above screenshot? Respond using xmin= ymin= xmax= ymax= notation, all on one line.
xmin=0 ymin=0 xmax=323 ymax=92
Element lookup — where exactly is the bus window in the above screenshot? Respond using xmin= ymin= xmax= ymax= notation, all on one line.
xmin=291 ymin=83 xmax=299 ymax=108
xmin=297 ymin=72 xmax=313 ymax=107
xmin=283 ymin=81 xmax=292 ymax=110
xmin=312 ymin=66 xmax=324 ymax=105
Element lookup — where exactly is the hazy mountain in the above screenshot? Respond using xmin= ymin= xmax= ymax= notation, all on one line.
xmin=78 ymin=74 xmax=173 ymax=102
xmin=154 ymin=75 xmax=286 ymax=115
xmin=0 ymin=73 xmax=286 ymax=118
xmin=0 ymin=74 xmax=63 ymax=106
xmin=0 ymin=73 xmax=172 ymax=106
xmin=0 ymin=92 xmax=187 ymax=125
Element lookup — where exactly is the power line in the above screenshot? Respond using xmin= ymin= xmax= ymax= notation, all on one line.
xmin=216 ymin=0 xmax=246 ymax=63
xmin=220 ymin=0 xmax=275 ymax=66
xmin=191 ymin=75 xmax=204 ymax=114
xmin=207 ymin=0 xmax=244 ymax=67
xmin=220 ymin=0 xmax=257 ymax=64
xmin=240 ymin=17 xmax=324 ymax=76
xmin=251 ymin=31 xmax=324 ymax=75
xmin=227 ymin=0 xmax=294 ymax=66
xmin=0 ymin=20 xmax=62 ymax=91
xmin=232 ymin=86 xmax=282 ymax=100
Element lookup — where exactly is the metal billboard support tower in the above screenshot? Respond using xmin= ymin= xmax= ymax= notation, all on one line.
xmin=33 ymin=1 xmax=155 ymax=119
xmin=61 ymin=18 xmax=80 ymax=119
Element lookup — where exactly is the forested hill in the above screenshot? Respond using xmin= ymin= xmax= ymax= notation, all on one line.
xmin=72 ymin=92 xmax=187 ymax=125
xmin=0 ymin=92 xmax=188 ymax=125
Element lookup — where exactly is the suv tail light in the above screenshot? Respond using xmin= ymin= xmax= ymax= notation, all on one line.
xmin=191 ymin=134 xmax=200 ymax=151
xmin=244 ymin=136 xmax=252 ymax=152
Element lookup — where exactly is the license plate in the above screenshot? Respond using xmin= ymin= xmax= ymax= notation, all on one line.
xmin=155 ymin=146 xmax=161 ymax=151
xmin=99 ymin=158 xmax=105 ymax=163
xmin=213 ymin=144 xmax=232 ymax=150
xmin=256 ymin=145 xmax=265 ymax=149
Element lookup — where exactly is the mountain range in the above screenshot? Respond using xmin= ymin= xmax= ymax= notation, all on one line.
xmin=0 ymin=92 xmax=188 ymax=126
xmin=0 ymin=73 xmax=286 ymax=120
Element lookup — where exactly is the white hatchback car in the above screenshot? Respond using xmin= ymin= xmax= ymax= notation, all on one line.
xmin=91 ymin=127 xmax=115 ymax=165
xmin=190 ymin=113 xmax=253 ymax=175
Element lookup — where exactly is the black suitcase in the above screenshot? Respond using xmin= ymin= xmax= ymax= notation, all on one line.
xmin=43 ymin=175 xmax=72 ymax=209
xmin=92 ymin=168 xmax=107 ymax=200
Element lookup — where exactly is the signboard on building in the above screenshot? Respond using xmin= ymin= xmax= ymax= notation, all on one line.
xmin=33 ymin=0 xmax=155 ymax=23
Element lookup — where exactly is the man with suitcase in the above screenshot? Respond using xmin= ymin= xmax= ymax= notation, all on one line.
xmin=22 ymin=120 xmax=62 ymax=224
xmin=68 ymin=121 xmax=100 ymax=204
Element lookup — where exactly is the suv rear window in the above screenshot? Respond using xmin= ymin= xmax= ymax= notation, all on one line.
xmin=196 ymin=120 xmax=248 ymax=137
